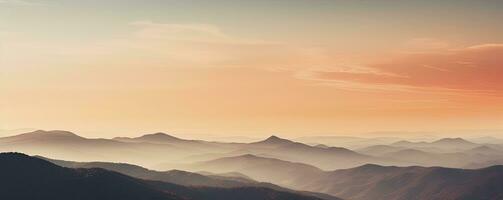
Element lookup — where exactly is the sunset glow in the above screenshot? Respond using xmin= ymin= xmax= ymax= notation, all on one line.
xmin=1 ymin=0 xmax=502 ymax=138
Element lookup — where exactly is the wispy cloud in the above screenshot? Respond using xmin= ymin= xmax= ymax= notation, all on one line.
xmin=2 ymin=20 xmax=306 ymax=69
xmin=303 ymin=44 xmax=503 ymax=96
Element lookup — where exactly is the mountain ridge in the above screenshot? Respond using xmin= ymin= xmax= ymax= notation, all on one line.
xmin=0 ymin=153 xmax=337 ymax=200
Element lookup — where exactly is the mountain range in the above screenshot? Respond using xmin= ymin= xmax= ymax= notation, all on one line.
xmin=40 ymin=155 xmax=340 ymax=200
xmin=0 ymin=153 xmax=335 ymax=200
xmin=312 ymin=164 xmax=503 ymax=200
xmin=11 ymin=152 xmax=503 ymax=200
xmin=180 ymin=153 xmax=503 ymax=200
xmin=2 ymin=129 xmax=503 ymax=200
xmin=2 ymin=130 xmax=503 ymax=171
xmin=0 ymin=130 xmax=399 ymax=170
xmin=390 ymin=138 xmax=479 ymax=153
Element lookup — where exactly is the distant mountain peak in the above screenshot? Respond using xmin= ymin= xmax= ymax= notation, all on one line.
xmin=266 ymin=135 xmax=288 ymax=142
xmin=138 ymin=132 xmax=181 ymax=141
xmin=253 ymin=135 xmax=294 ymax=145
xmin=265 ymin=135 xmax=282 ymax=141
xmin=144 ymin=132 xmax=171 ymax=137
xmin=112 ymin=132 xmax=204 ymax=145
xmin=22 ymin=130 xmax=83 ymax=139
xmin=433 ymin=137 xmax=474 ymax=144
xmin=32 ymin=130 xmax=79 ymax=136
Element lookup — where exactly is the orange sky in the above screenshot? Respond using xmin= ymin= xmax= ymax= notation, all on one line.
xmin=1 ymin=0 xmax=502 ymax=138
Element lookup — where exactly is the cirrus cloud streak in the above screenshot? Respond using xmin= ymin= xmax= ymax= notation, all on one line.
xmin=307 ymin=44 xmax=503 ymax=95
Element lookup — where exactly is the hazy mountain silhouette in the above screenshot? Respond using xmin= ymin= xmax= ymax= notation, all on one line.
xmin=391 ymin=140 xmax=429 ymax=147
xmin=137 ymin=134 xmax=394 ymax=170
xmin=40 ymin=156 xmax=342 ymax=200
xmin=186 ymin=154 xmax=325 ymax=187
xmin=40 ymin=156 xmax=252 ymax=188
xmin=295 ymin=136 xmax=404 ymax=149
xmin=2 ymin=130 xmax=503 ymax=172
xmin=304 ymin=164 xmax=503 ymax=200
xmin=0 ymin=130 xmax=232 ymax=166
xmin=391 ymin=138 xmax=479 ymax=152
xmin=0 ymin=130 xmax=87 ymax=143
xmin=0 ymin=130 xmax=427 ymax=171
xmin=465 ymin=145 xmax=502 ymax=155
xmin=112 ymin=132 xmax=242 ymax=152
xmin=241 ymin=135 xmax=396 ymax=170
xmin=461 ymin=146 xmax=503 ymax=169
xmin=355 ymin=145 xmax=406 ymax=156
xmin=432 ymin=138 xmax=478 ymax=148
xmin=350 ymin=138 xmax=503 ymax=168
xmin=0 ymin=153 xmax=335 ymax=200
xmin=250 ymin=135 xmax=295 ymax=147
xmin=381 ymin=149 xmax=468 ymax=167
xmin=355 ymin=143 xmax=503 ymax=168
xmin=115 ymin=132 xmax=183 ymax=142
xmin=186 ymin=154 xmax=503 ymax=200
xmin=114 ymin=132 xmax=206 ymax=145
xmin=0 ymin=130 xmax=145 ymax=161
xmin=0 ymin=128 xmax=37 ymax=137
xmin=2 ymin=129 xmax=503 ymax=200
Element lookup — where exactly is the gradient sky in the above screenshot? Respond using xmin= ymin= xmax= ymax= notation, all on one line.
xmin=1 ymin=0 xmax=502 ymax=138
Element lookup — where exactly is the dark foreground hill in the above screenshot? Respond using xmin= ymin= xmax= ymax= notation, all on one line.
xmin=0 ymin=153 xmax=180 ymax=200
xmin=0 ymin=152 xmax=330 ymax=200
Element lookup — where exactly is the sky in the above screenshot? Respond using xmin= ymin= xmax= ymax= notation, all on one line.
xmin=1 ymin=0 xmax=502 ymax=138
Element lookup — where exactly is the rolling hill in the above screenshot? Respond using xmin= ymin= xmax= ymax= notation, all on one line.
xmin=0 ymin=130 xmax=228 ymax=166
xmin=0 ymin=130 xmax=402 ymax=170
xmin=40 ymin=156 xmax=254 ymax=188
xmin=304 ymin=164 xmax=503 ymax=200
xmin=185 ymin=154 xmax=325 ymax=187
xmin=0 ymin=152 xmax=182 ymax=200
xmin=184 ymin=154 xmax=503 ymax=200
xmin=355 ymin=145 xmax=406 ymax=156
xmin=0 ymin=153 xmax=335 ymax=200
xmin=240 ymin=136 xmax=397 ymax=170
xmin=40 ymin=156 xmax=341 ymax=200
xmin=391 ymin=138 xmax=479 ymax=153
xmin=3 ymin=130 xmax=503 ymax=172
